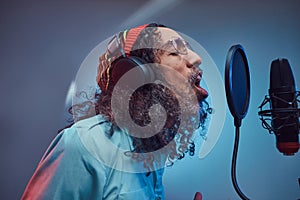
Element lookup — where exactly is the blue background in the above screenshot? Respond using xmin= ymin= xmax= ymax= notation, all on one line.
xmin=0 ymin=0 xmax=299 ymax=199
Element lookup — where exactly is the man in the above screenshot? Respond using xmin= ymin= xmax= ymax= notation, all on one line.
xmin=22 ymin=23 xmax=209 ymax=200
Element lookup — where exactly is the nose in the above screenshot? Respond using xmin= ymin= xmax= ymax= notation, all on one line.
xmin=184 ymin=49 xmax=202 ymax=68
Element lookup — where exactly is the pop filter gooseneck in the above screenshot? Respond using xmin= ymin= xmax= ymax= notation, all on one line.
xmin=225 ymin=44 xmax=251 ymax=200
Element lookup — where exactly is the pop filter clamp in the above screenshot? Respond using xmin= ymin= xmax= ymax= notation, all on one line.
xmin=225 ymin=44 xmax=251 ymax=200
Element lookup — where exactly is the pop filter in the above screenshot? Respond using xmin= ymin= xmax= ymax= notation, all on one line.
xmin=225 ymin=44 xmax=250 ymax=127
xmin=225 ymin=44 xmax=250 ymax=200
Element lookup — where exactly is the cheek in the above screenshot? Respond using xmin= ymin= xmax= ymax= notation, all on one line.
xmin=164 ymin=60 xmax=189 ymax=79
xmin=160 ymin=55 xmax=184 ymax=72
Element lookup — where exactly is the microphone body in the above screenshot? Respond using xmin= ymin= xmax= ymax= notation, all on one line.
xmin=268 ymin=58 xmax=299 ymax=155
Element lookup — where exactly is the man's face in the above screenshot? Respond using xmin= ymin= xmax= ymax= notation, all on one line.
xmin=156 ymin=27 xmax=208 ymax=102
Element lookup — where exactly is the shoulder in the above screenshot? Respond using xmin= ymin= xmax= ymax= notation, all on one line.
xmin=40 ymin=115 xmax=108 ymax=164
xmin=22 ymin=115 xmax=111 ymax=200
xmin=61 ymin=115 xmax=110 ymax=157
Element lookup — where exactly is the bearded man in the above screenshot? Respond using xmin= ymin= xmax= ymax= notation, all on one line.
xmin=22 ymin=23 xmax=210 ymax=200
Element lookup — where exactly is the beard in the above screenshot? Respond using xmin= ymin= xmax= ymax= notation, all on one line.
xmin=128 ymin=82 xmax=210 ymax=155
xmin=106 ymin=71 xmax=212 ymax=171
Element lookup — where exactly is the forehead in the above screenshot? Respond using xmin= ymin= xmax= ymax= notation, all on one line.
xmin=157 ymin=27 xmax=183 ymax=43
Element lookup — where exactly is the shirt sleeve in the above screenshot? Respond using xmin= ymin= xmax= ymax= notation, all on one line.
xmin=21 ymin=127 xmax=108 ymax=200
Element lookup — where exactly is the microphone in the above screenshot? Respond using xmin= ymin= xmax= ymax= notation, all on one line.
xmin=258 ymin=58 xmax=300 ymax=156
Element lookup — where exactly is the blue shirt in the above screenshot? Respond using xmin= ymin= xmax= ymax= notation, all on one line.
xmin=22 ymin=115 xmax=165 ymax=200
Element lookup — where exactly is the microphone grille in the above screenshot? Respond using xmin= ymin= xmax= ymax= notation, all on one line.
xmin=270 ymin=58 xmax=295 ymax=90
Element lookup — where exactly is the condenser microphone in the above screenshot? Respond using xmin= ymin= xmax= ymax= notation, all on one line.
xmin=258 ymin=58 xmax=300 ymax=156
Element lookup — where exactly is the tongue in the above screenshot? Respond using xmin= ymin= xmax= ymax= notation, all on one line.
xmin=195 ymin=85 xmax=208 ymax=98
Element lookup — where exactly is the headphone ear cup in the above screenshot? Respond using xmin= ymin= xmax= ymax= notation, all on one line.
xmin=109 ymin=56 xmax=155 ymax=90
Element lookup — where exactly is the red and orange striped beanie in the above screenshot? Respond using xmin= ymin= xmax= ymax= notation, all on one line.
xmin=96 ymin=24 xmax=149 ymax=92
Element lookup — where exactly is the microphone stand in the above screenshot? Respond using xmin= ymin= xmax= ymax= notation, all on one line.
xmin=231 ymin=118 xmax=250 ymax=200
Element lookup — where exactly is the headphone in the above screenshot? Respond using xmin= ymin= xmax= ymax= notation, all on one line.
xmin=102 ymin=24 xmax=156 ymax=92
xmin=110 ymin=56 xmax=155 ymax=89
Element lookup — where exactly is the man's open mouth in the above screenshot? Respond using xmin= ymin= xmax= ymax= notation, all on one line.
xmin=192 ymin=71 xmax=208 ymax=100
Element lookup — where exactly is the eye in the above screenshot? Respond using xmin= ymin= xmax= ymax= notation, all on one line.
xmin=169 ymin=52 xmax=179 ymax=56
